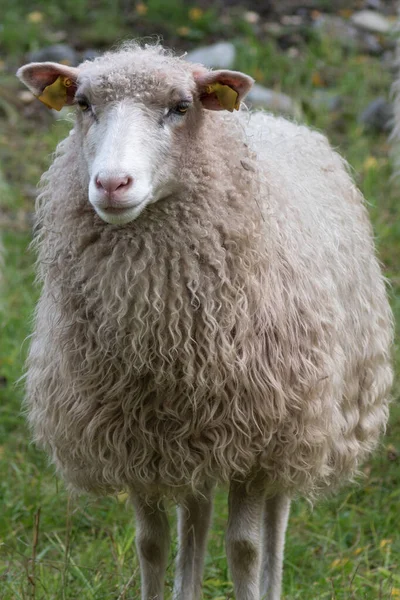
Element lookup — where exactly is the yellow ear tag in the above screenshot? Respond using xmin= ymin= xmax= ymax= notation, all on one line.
xmin=206 ymin=83 xmax=240 ymax=112
xmin=38 ymin=76 xmax=72 ymax=111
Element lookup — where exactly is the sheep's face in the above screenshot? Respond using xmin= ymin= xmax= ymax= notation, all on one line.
xmin=76 ymin=92 xmax=192 ymax=225
xmin=17 ymin=46 xmax=253 ymax=225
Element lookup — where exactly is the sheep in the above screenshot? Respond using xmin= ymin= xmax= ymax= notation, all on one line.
xmin=17 ymin=42 xmax=393 ymax=600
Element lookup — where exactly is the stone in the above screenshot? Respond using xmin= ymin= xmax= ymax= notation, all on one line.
xmin=314 ymin=13 xmax=389 ymax=55
xmin=351 ymin=10 xmax=392 ymax=34
xmin=313 ymin=15 xmax=359 ymax=51
xmin=81 ymin=48 xmax=101 ymax=62
xmin=311 ymin=90 xmax=343 ymax=113
xmin=280 ymin=15 xmax=303 ymax=26
xmin=17 ymin=90 xmax=35 ymax=104
xmin=361 ymin=33 xmax=383 ymax=55
xmin=27 ymin=44 xmax=79 ymax=66
xmin=359 ymin=97 xmax=393 ymax=132
xmin=185 ymin=42 xmax=236 ymax=70
xmin=263 ymin=22 xmax=285 ymax=37
xmin=46 ymin=30 xmax=67 ymax=43
xmin=243 ymin=11 xmax=260 ymax=25
xmin=381 ymin=50 xmax=395 ymax=69
xmin=245 ymin=84 xmax=301 ymax=119
xmin=364 ymin=0 xmax=382 ymax=9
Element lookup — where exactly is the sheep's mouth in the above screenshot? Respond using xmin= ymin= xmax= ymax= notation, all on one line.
xmin=102 ymin=205 xmax=132 ymax=214
xmin=93 ymin=199 xmax=148 ymax=225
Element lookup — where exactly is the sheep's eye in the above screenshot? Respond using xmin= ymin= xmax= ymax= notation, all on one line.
xmin=171 ymin=102 xmax=190 ymax=115
xmin=77 ymin=98 xmax=91 ymax=112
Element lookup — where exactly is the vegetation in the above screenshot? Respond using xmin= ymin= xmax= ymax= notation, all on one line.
xmin=0 ymin=1 xmax=399 ymax=598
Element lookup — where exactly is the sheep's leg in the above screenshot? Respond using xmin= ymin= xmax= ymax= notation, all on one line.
xmin=173 ymin=485 xmax=214 ymax=600
xmin=226 ymin=479 xmax=267 ymax=600
xmin=131 ymin=493 xmax=170 ymax=600
xmin=259 ymin=494 xmax=291 ymax=600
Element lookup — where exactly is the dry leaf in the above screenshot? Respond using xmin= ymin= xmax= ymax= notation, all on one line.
xmin=311 ymin=72 xmax=325 ymax=87
xmin=177 ymin=26 xmax=190 ymax=37
xmin=27 ymin=11 xmax=44 ymax=23
xmin=363 ymin=156 xmax=378 ymax=171
xmin=189 ymin=7 xmax=203 ymax=21
xmin=135 ymin=3 xmax=148 ymax=16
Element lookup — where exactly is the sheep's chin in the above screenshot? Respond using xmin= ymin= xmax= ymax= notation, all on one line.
xmin=94 ymin=202 xmax=147 ymax=225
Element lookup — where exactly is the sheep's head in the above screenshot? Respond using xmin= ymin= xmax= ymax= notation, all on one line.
xmin=17 ymin=45 xmax=253 ymax=224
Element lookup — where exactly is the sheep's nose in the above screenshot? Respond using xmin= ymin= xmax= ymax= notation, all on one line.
xmin=95 ymin=174 xmax=133 ymax=196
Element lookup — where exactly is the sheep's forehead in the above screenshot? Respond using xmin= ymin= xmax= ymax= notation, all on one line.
xmin=78 ymin=48 xmax=196 ymax=104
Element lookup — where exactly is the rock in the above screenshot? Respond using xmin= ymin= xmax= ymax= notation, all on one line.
xmin=277 ymin=32 xmax=304 ymax=51
xmin=381 ymin=49 xmax=395 ymax=69
xmin=359 ymin=97 xmax=393 ymax=132
xmin=287 ymin=47 xmax=300 ymax=59
xmin=351 ymin=10 xmax=391 ymax=34
xmin=46 ymin=30 xmax=68 ymax=43
xmin=243 ymin=11 xmax=260 ymax=25
xmin=263 ymin=22 xmax=285 ymax=37
xmin=245 ymin=84 xmax=301 ymax=119
xmin=310 ymin=90 xmax=343 ymax=113
xmin=361 ymin=33 xmax=383 ymax=55
xmin=363 ymin=0 xmax=382 ymax=9
xmin=17 ymin=90 xmax=35 ymax=104
xmin=185 ymin=42 xmax=236 ymax=69
xmin=272 ymin=0 xmax=352 ymax=14
xmin=313 ymin=15 xmax=359 ymax=51
xmin=280 ymin=15 xmax=303 ymax=26
xmin=28 ymin=44 xmax=79 ymax=66
xmin=81 ymin=48 xmax=101 ymax=62
xmin=314 ymin=14 xmax=388 ymax=55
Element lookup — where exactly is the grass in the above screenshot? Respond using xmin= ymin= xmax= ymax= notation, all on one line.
xmin=0 ymin=2 xmax=400 ymax=599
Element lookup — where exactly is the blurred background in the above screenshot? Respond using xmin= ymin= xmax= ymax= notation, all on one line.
xmin=0 ymin=1 xmax=399 ymax=598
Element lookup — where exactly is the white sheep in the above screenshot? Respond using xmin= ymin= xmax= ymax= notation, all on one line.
xmin=17 ymin=42 xmax=393 ymax=600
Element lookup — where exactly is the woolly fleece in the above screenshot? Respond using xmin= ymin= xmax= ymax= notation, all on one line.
xmin=26 ymin=43 xmax=393 ymax=499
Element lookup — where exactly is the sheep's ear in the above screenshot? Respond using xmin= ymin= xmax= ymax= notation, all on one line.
xmin=194 ymin=69 xmax=254 ymax=112
xmin=16 ymin=62 xmax=79 ymax=111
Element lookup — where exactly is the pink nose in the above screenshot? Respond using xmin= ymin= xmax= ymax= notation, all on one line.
xmin=95 ymin=174 xmax=133 ymax=196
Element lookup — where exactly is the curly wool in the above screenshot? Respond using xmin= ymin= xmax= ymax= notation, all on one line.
xmin=26 ymin=44 xmax=393 ymax=500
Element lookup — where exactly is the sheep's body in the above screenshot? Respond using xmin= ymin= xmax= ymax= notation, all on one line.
xmin=21 ymin=44 xmax=392 ymax=600
xmin=27 ymin=109 xmax=392 ymax=499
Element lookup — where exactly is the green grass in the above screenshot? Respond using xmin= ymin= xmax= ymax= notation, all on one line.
xmin=0 ymin=3 xmax=400 ymax=599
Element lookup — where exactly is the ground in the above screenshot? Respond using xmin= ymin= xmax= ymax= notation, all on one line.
xmin=0 ymin=1 xmax=399 ymax=599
